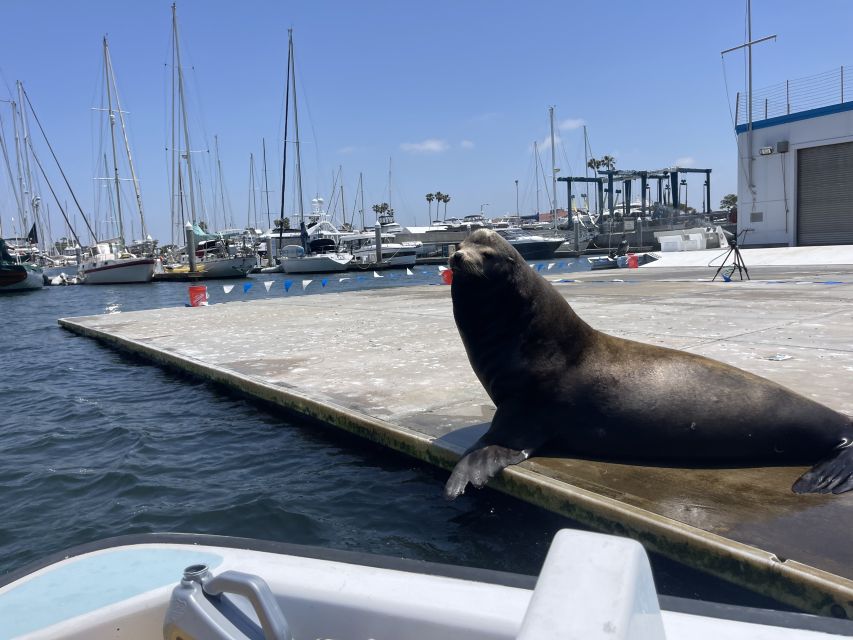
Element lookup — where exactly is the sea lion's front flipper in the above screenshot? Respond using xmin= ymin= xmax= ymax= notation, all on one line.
xmin=443 ymin=402 xmax=549 ymax=500
xmin=792 ymin=438 xmax=853 ymax=494
xmin=443 ymin=444 xmax=530 ymax=500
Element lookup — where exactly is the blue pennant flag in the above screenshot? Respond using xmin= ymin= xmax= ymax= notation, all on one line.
xmin=356 ymin=275 xmax=366 ymax=281
xmin=558 ymin=262 xmax=565 ymax=268
xmin=321 ymin=278 xmax=328 ymax=288
xmin=535 ymin=264 xmax=544 ymax=272
xmin=284 ymin=280 xmax=293 ymax=292
xmin=243 ymin=282 xmax=253 ymax=293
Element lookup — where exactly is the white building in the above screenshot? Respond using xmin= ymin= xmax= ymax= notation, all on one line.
xmin=736 ymin=67 xmax=853 ymax=246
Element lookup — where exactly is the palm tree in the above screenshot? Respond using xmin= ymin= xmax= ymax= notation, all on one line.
xmin=442 ymin=194 xmax=451 ymax=219
xmin=426 ymin=193 xmax=435 ymax=221
xmin=433 ymin=191 xmax=444 ymax=220
xmin=600 ymin=155 xmax=616 ymax=171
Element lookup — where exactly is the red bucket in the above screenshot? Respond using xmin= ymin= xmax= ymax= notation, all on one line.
xmin=188 ymin=285 xmax=208 ymax=307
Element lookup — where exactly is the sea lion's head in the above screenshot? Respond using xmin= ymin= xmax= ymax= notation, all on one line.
xmin=448 ymin=229 xmax=520 ymax=281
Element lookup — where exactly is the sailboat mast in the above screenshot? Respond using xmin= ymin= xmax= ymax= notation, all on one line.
xmin=103 ymin=36 xmax=125 ymax=243
xmin=169 ymin=12 xmax=178 ymax=244
xmin=549 ymin=106 xmax=558 ymax=231
xmin=280 ymin=29 xmax=292 ymax=225
xmin=583 ymin=125 xmax=590 ymax=211
xmin=214 ymin=135 xmax=229 ymax=229
xmin=0 ymin=101 xmax=25 ymax=228
xmin=105 ymin=35 xmax=147 ymax=241
xmin=172 ymin=3 xmax=197 ymax=225
xmin=388 ymin=157 xmax=392 ymax=212
xmin=247 ymin=153 xmax=255 ymax=228
xmin=15 ymin=83 xmax=35 ymax=233
xmin=290 ymin=32 xmax=304 ymax=224
xmin=262 ymin=138 xmax=271 ymax=229
xmin=534 ymin=140 xmax=540 ymax=216
xmin=359 ymin=172 xmax=365 ymax=229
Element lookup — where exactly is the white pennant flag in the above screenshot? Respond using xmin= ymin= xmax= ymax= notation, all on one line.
xmin=547 ymin=262 xmax=555 ymax=270
xmin=223 ymin=284 xmax=234 ymax=294
xmin=339 ymin=277 xmax=351 ymax=282
xmin=302 ymin=279 xmax=313 ymax=290
xmin=264 ymin=280 xmax=274 ymax=292
xmin=373 ymin=271 xmax=383 ymax=278
xmin=438 ymin=265 xmax=448 ymax=273
xmin=405 ymin=268 xmax=413 ymax=276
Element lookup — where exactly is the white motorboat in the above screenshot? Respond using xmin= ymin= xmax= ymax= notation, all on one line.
xmin=79 ymin=243 xmax=156 ymax=284
xmin=351 ymin=241 xmax=418 ymax=267
xmin=279 ymin=240 xmax=353 ymax=274
xmin=1 ymin=528 xmax=848 ymax=639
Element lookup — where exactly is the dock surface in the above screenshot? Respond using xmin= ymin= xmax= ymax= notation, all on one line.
xmin=60 ymin=263 xmax=853 ymax=616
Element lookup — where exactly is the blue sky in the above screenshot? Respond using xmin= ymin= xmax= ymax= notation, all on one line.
xmin=1 ymin=1 xmax=852 ymax=244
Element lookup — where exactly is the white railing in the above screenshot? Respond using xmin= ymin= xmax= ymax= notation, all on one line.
xmin=736 ymin=65 xmax=851 ymax=126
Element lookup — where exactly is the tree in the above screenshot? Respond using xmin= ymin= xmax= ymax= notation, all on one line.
xmin=587 ymin=157 xmax=601 ymax=172
xmin=434 ymin=191 xmax=445 ymax=220
xmin=600 ymin=155 xmax=616 ymax=171
xmin=720 ymin=194 xmax=737 ymax=211
xmin=441 ymin=193 xmax=450 ymax=219
xmin=425 ymin=193 xmax=435 ymax=220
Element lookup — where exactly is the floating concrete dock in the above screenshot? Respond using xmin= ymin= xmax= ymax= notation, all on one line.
xmin=60 ymin=260 xmax=853 ymax=617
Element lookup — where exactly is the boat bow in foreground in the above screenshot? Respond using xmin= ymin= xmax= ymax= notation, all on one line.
xmin=1 ymin=529 xmax=849 ymax=639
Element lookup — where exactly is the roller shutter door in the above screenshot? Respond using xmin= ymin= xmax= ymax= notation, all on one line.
xmin=797 ymin=141 xmax=853 ymax=245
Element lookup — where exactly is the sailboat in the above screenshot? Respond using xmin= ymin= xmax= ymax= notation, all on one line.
xmin=78 ymin=36 xmax=156 ymax=285
xmin=159 ymin=5 xmax=255 ymax=280
xmin=270 ymin=30 xmax=353 ymax=275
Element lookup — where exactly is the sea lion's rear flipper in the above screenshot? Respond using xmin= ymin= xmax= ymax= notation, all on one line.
xmin=792 ymin=440 xmax=853 ymax=494
xmin=443 ymin=444 xmax=530 ymax=500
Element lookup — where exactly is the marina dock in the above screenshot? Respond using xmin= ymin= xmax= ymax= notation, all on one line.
xmin=59 ymin=260 xmax=853 ymax=617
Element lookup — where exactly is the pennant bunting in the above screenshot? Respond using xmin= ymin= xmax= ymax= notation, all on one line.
xmin=243 ymin=282 xmax=253 ymax=293
xmin=373 ymin=271 xmax=383 ymax=278
xmin=405 ymin=268 xmax=414 ymax=276
xmin=264 ymin=280 xmax=274 ymax=292
xmin=535 ymin=264 xmax=544 ymax=272
xmin=284 ymin=280 xmax=293 ymax=292
xmin=223 ymin=284 xmax=234 ymax=294
xmin=339 ymin=277 xmax=351 ymax=283
xmin=321 ymin=278 xmax=328 ymax=288
xmin=302 ymin=279 xmax=313 ymax=290
xmin=547 ymin=263 xmax=555 ymax=270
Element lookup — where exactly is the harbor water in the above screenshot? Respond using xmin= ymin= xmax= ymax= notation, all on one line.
xmin=0 ymin=262 xmax=786 ymax=609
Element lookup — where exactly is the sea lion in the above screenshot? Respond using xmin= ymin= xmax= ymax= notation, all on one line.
xmin=443 ymin=228 xmax=853 ymax=499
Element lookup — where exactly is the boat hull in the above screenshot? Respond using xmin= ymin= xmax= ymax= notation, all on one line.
xmin=0 ymin=264 xmax=44 ymax=291
xmin=2 ymin=531 xmax=850 ymax=639
xmin=282 ymin=253 xmax=352 ymax=274
xmin=508 ymin=238 xmax=566 ymax=260
xmin=163 ymin=255 xmax=257 ymax=280
xmin=80 ymin=258 xmax=156 ymax=284
xmin=352 ymin=245 xmax=418 ymax=268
